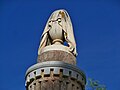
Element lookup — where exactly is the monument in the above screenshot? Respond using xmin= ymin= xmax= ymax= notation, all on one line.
xmin=25 ymin=9 xmax=86 ymax=90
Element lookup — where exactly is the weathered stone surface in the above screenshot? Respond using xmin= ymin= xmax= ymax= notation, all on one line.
xmin=27 ymin=77 xmax=84 ymax=90
xmin=25 ymin=61 xmax=86 ymax=89
xmin=37 ymin=50 xmax=76 ymax=65
xmin=25 ymin=61 xmax=86 ymax=90
xmin=37 ymin=45 xmax=76 ymax=65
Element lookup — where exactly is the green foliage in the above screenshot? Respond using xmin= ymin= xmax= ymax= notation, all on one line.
xmin=96 ymin=87 xmax=106 ymax=90
xmin=86 ymin=78 xmax=106 ymax=90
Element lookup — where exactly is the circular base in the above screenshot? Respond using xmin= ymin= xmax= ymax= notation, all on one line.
xmin=25 ymin=61 xmax=86 ymax=90
xmin=37 ymin=45 xmax=76 ymax=65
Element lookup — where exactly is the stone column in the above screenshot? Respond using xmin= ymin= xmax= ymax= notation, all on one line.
xmin=25 ymin=45 xmax=86 ymax=90
xmin=25 ymin=9 xmax=86 ymax=90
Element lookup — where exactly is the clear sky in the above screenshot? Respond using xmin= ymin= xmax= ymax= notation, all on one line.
xmin=0 ymin=0 xmax=120 ymax=90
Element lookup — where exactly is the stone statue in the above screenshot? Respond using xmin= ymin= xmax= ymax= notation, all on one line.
xmin=38 ymin=9 xmax=77 ymax=56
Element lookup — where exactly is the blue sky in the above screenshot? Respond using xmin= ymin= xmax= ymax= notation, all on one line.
xmin=0 ymin=0 xmax=120 ymax=90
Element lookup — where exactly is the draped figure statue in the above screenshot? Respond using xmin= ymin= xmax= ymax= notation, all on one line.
xmin=38 ymin=9 xmax=77 ymax=56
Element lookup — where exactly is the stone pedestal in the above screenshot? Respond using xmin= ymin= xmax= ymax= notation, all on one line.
xmin=37 ymin=45 xmax=76 ymax=65
xmin=25 ymin=45 xmax=86 ymax=90
xmin=25 ymin=61 xmax=86 ymax=90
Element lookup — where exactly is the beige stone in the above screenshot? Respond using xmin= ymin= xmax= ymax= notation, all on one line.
xmin=38 ymin=9 xmax=77 ymax=56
